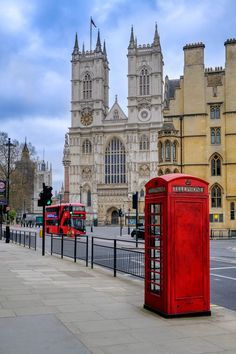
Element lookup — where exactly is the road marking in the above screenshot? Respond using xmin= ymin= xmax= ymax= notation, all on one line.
xmin=211 ymin=266 xmax=236 ymax=270
xmin=211 ymin=257 xmax=236 ymax=264
xmin=210 ymin=273 xmax=236 ymax=281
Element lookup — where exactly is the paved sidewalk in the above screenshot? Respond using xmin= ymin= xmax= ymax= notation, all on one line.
xmin=1 ymin=242 xmax=236 ymax=354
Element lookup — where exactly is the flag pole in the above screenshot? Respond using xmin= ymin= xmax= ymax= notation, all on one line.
xmin=90 ymin=17 xmax=92 ymax=52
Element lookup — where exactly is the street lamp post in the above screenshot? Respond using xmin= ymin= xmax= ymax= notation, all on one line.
xmin=4 ymin=138 xmax=15 ymax=242
xmin=5 ymin=138 xmax=14 ymax=207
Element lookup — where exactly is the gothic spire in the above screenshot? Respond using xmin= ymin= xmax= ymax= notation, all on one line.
xmin=153 ymin=23 xmax=160 ymax=46
xmin=82 ymin=42 xmax=85 ymax=54
xmin=128 ymin=25 xmax=135 ymax=49
xmin=95 ymin=30 xmax=102 ymax=52
xmin=72 ymin=32 xmax=79 ymax=55
xmin=22 ymin=138 xmax=29 ymax=160
xmin=103 ymin=40 xmax=107 ymax=56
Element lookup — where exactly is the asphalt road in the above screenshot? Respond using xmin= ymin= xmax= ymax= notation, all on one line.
xmin=210 ymin=240 xmax=236 ymax=310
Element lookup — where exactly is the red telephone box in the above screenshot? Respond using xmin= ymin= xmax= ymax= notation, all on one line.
xmin=144 ymin=174 xmax=211 ymax=317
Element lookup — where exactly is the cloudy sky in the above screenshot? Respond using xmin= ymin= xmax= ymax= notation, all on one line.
xmin=0 ymin=0 xmax=235 ymax=192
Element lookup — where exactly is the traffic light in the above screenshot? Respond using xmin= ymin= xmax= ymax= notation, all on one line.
xmin=38 ymin=184 xmax=53 ymax=207
xmin=43 ymin=185 xmax=53 ymax=206
xmin=118 ymin=208 xmax=122 ymax=217
xmin=132 ymin=192 xmax=138 ymax=209
xmin=38 ymin=191 xmax=44 ymax=207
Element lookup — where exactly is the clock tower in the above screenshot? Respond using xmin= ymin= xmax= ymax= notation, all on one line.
xmin=71 ymin=31 xmax=109 ymax=128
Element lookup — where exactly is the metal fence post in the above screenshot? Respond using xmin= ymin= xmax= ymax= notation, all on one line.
xmin=114 ymin=239 xmax=117 ymax=277
xmin=24 ymin=232 xmax=26 ymax=247
xmin=61 ymin=234 xmax=64 ymax=259
xmin=34 ymin=232 xmax=36 ymax=251
xmin=51 ymin=234 xmax=53 ymax=255
xmin=74 ymin=235 xmax=77 ymax=262
xmin=91 ymin=237 xmax=94 ymax=269
xmin=86 ymin=235 xmax=88 ymax=267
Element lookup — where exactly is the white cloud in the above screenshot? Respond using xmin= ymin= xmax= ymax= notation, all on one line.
xmin=0 ymin=0 xmax=34 ymax=33
xmin=157 ymin=0 xmax=226 ymax=34
xmin=92 ymin=0 xmax=127 ymax=23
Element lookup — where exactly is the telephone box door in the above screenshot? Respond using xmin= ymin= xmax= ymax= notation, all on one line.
xmin=145 ymin=199 xmax=166 ymax=311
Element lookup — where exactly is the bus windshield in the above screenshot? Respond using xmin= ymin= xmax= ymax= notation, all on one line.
xmin=71 ymin=218 xmax=85 ymax=231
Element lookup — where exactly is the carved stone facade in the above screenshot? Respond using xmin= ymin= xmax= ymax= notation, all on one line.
xmin=163 ymin=39 xmax=236 ymax=234
xmin=63 ymin=26 xmax=163 ymax=224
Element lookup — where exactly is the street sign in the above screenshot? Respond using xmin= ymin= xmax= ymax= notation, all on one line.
xmin=0 ymin=180 xmax=7 ymax=205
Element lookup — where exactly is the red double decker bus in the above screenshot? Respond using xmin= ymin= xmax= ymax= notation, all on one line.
xmin=45 ymin=203 xmax=86 ymax=236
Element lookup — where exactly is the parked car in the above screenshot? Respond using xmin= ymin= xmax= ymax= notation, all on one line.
xmin=131 ymin=225 xmax=145 ymax=239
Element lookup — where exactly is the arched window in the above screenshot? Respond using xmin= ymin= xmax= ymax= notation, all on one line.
xmin=139 ymin=135 xmax=149 ymax=150
xmin=165 ymin=168 xmax=171 ymax=174
xmin=82 ymin=139 xmax=92 ymax=154
xmin=165 ymin=141 xmax=171 ymax=161
xmin=211 ymin=154 xmax=221 ymax=176
xmin=210 ymin=105 xmax=220 ymax=119
xmin=87 ymin=190 xmax=91 ymax=207
xmin=174 ymin=168 xmax=179 ymax=173
xmin=211 ymin=184 xmax=222 ymax=208
xmin=172 ymin=141 xmax=177 ymax=161
xmin=83 ymin=73 xmax=92 ymax=99
xmin=139 ymin=68 xmax=150 ymax=96
xmin=158 ymin=169 xmax=163 ymax=176
xmin=158 ymin=142 xmax=163 ymax=162
xmin=105 ymin=138 xmax=126 ymax=184
xmin=211 ymin=127 xmax=221 ymax=144
xmin=140 ymin=189 xmax=145 ymax=198
xmin=216 ymin=128 xmax=221 ymax=144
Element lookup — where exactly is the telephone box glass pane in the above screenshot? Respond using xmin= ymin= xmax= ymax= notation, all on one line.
xmin=148 ymin=203 xmax=162 ymax=294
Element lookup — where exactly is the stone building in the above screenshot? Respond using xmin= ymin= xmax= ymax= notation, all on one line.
xmin=63 ymin=26 xmax=163 ymax=224
xmin=163 ymin=39 xmax=236 ymax=235
xmin=10 ymin=143 xmax=52 ymax=216
xmin=33 ymin=159 xmax=52 ymax=214
xmin=11 ymin=142 xmax=35 ymax=215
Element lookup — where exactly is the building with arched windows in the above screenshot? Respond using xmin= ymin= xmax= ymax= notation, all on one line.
xmin=63 ymin=26 xmax=163 ymax=224
xmin=163 ymin=39 xmax=236 ymax=234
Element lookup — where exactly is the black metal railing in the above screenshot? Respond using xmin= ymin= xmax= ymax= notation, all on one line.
xmin=91 ymin=236 xmax=145 ymax=278
xmin=50 ymin=234 xmax=88 ymax=266
xmin=2 ymin=229 xmax=37 ymax=250
xmin=2 ymin=227 xmax=144 ymax=279
xmin=210 ymin=229 xmax=236 ymax=239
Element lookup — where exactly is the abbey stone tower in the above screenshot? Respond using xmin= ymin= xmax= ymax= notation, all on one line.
xmin=63 ymin=25 xmax=163 ymax=224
